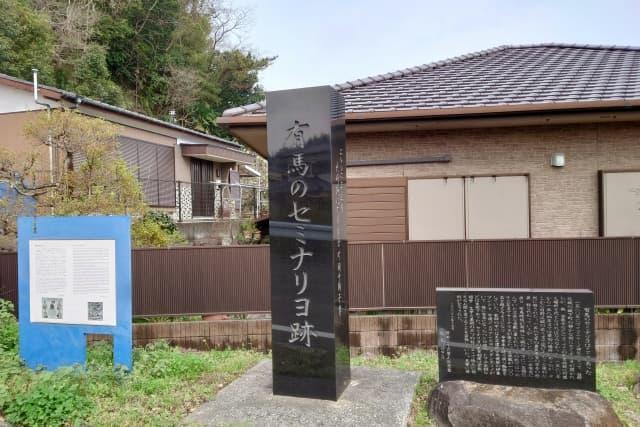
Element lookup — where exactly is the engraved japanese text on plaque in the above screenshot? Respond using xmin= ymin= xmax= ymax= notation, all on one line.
xmin=267 ymin=86 xmax=350 ymax=401
xmin=436 ymin=288 xmax=596 ymax=391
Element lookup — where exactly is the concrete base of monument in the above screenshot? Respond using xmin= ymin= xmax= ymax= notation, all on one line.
xmin=185 ymin=360 xmax=420 ymax=427
xmin=428 ymin=380 xmax=623 ymax=427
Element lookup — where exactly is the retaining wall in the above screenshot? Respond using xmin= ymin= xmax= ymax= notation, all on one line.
xmin=130 ymin=313 xmax=640 ymax=362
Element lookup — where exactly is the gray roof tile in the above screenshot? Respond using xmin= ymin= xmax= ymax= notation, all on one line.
xmin=222 ymin=44 xmax=640 ymax=117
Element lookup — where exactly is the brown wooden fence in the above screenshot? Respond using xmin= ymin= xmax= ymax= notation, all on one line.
xmin=1 ymin=238 xmax=639 ymax=316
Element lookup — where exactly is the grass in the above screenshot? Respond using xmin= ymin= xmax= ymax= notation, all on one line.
xmin=86 ymin=342 xmax=264 ymax=426
xmin=0 ymin=342 xmax=637 ymax=426
xmin=597 ymin=360 xmax=640 ymax=426
xmin=353 ymin=351 xmax=640 ymax=427
xmin=0 ymin=342 xmax=265 ymax=426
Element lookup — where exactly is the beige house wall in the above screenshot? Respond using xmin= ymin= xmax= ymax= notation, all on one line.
xmin=346 ymin=122 xmax=640 ymax=238
xmin=119 ymin=125 xmax=175 ymax=147
xmin=174 ymin=145 xmax=192 ymax=182
xmin=0 ymin=111 xmax=50 ymax=167
xmin=0 ymin=109 xmax=188 ymax=179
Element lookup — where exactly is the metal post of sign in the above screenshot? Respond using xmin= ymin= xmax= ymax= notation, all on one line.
xmin=177 ymin=182 xmax=182 ymax=223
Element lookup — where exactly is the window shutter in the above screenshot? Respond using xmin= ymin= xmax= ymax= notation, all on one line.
xmin=71 ymin=151 xmax=87 ymax=170
xmin=135 ymin=142 xmax=157 ymax=206
xmin=137 ymin=142 xmax=158 ymax=182
xmin=115 ymin=137 xmax=175 ymax=207
xmin=118 ymin=138 xmax=139 ymax=176
xmin=157 ymin=145 xmax=175 ymax=207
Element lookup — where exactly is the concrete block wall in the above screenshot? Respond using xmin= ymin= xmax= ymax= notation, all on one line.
xmin=129 ymin=313 xmax=640 ymax=362
xmin=349 ymin=315 xmax=437 ymax=356
xmin=595 ymin=314 xmax=640 ymax=361
xmin=133 ymin=319 xmax=271 ymax=351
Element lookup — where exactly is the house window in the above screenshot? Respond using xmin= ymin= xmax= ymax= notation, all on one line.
xmin=119 ymin=137 xmax=175 ymax=207
xmin=408 ymin=175 xmax=529 ymax=240
xmin=600 ymin=171 xmax=640 ymax=236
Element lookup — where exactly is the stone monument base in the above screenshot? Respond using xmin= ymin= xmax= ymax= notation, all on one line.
xmin=428 ymin=380 xmax=622 ymax=427
xmin=185 ymin=360 xmax=420 ymax=427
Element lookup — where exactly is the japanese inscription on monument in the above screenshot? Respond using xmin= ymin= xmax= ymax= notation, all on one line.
xmin=267 ymin=86 xmax=350 ymax=400
xmin=436 ymin=288 xmax=596 ymax=391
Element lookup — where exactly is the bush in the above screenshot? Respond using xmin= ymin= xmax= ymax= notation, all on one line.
xmin=143 ymin=211 xmax=178 ymax=234
xmin=0 ymin=299 xmax=18 ymax=353
xmin=0 ymin=302 xmax=94 ymax=426
xmin=0 ymin=350 xmax=23 ymax=410
xmin=132 ymin=211 xmax=186 ymax=248
xmin=133 ymin=341 xmax=208 ymax=380
xmin=3 ymin=368 xmax=93 ymax=427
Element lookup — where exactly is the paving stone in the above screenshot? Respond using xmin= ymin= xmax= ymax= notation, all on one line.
xmin=185 ymin=360 xmax=420 ymax=427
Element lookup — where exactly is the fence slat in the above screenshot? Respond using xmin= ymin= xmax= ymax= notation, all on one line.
xmin=132 ymin=246 xmax=270 ymax=316
xmin=464 ymin=239 xmax=638 ymax=306
xmin=348 ymin=243 xmax=384 ymax=309
xmin=382 ymin=241 xmax=467 ymax=307
xmin=0 ymin=252 xmax=17 ymax=308
xmin=1 ymin=238 xmax=639 ymax=317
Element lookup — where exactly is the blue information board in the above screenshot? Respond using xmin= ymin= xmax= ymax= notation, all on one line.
xmin=17 ymin=216 xmax=132 ymax=371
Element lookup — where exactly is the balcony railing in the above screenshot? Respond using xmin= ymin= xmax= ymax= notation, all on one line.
xmin=2 ymin=172 xmax=268 ymax=221
xmin=174 ymin=180 xmax=268 ymax=222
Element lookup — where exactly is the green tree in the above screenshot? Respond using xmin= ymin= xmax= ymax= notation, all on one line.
xmin=0 ymin=0 xmax=273 ymax=139
xmin=93 ymin=0 xmax=273 ymax=136
xmin=31 ymin=0 xmax=100 ymax=85
xmin=94 ymin=0 xmax=181 ymax=111
xmin=69 ymin=44 xmax=125 ymax=106
xmin=0 ymin=110 xmax=184 ymax=248
xmin=0 ymin=0 xmax=55 ymax=82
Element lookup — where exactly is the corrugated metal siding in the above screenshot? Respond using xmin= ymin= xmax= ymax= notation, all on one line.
xmin=383 ymin=241 xmax=467 ymax=307
xmin=133 ymin=246 xmax=270 ymax=316
xmin=0 ymin=239 xmax=638 ymax=316
xmin=0 ymin=252 xmax=17 ymax=308
xmin=348 ymin=243 xmax=384 ymax=309
xmin=466 ymin=238 xmax=639 ymax=306
xmin=635 ymin=238 xmax=640 ymax=306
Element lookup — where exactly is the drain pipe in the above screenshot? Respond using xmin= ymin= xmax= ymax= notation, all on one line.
xmin=32 ymin=69 xmax=54 ymax=213
xmin=32 ymin=69 xmax=53 ymax=184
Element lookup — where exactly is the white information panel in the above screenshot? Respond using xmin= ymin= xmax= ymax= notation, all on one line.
xmin=29 ymin=240 xmax=117 ymax=326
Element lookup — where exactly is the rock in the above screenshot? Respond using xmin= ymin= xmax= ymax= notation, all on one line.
xmin=428 ymin=380 xmax=622 ymax=427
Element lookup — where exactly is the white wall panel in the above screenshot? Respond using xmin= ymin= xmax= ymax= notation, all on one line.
xmin=408 ymin=178 xmax=465 ymax=240
xmin=602 ymin=171 xmax=640 ymax=237
xmin=466 ymin=176 xmax=529 ymax=239
xmin=0 ymin=86 xmax=58 ymax=114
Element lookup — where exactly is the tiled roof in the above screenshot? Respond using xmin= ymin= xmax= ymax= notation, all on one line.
xmin=222 ymin=44 xmax=640 ymax=117
xmin=0 ymin=73 xmax=241 ymax=148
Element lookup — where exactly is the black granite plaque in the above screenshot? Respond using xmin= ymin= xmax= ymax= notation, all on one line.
xmin=436 ymin=288 xmax=596 ymax=391
xmin=267 ymin=86 xmax=350 ymax=401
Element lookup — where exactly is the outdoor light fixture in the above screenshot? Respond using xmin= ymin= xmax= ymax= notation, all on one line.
xmin=551 ymin=153 xmax=565 ymax=167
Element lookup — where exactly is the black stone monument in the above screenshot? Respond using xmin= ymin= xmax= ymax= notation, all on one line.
xmin=436 ymin=288 xmax=596 ymax=391
xmin=267 ymin=86 xmax=350 ymax=401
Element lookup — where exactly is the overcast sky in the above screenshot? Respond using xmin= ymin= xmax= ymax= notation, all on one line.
xmin=232 ymin=0 xmax=640 ymax=91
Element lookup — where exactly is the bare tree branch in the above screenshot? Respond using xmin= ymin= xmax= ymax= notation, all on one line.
xmin=134 ymin=0 xmax=161 ymax=36
xmin=208 ymin=0 xmax=250 ymax=51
